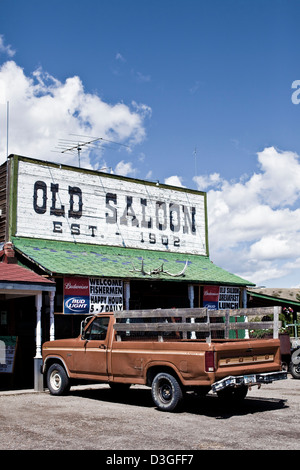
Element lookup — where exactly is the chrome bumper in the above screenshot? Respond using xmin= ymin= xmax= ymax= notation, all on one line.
xmin=211 ymin=371 xmax=287 ymax=392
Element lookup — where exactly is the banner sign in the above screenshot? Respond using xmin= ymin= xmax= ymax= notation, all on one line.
xmin=203 ymin=286 xmax=220 ymax=310
xmin=15 ymin=158 xmax=208 ymax=256
xmin=203 ymin=286 xmax=240 ymax=310
xmin=64 ymin=277 xmax=123 ymax=314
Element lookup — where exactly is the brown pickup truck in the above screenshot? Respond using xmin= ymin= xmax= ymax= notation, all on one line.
xmin=42 ymin=307 xmax=287 ymax=411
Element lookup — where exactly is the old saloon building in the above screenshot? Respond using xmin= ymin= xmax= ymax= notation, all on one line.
xmin=0 ymin=154 xmax=255 ymax=390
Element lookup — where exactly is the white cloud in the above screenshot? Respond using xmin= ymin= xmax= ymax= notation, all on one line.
xmin=164 ymin=175 xmax=185 ymax=187
xmin=135 ymin=71 xmax=151 ymax=83
xmin=193 ymin=147 xmax=300 ymax=286
xmin=193 ymin=172 xmax=222 ymax=190
xmin=256 ymin=147 xmax=300 ymax=207
xmin=114 ymin=160 xmax=137 ymax=177
xmin=0 ymin=36 xmax=15 ymax=58
xmin=0 ymin=60 xmax=151 ymax=167
xmin=115 ymin=52 xmax=126 ymax=62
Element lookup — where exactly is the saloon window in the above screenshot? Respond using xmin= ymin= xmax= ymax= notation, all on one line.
xmin=84 ymin=317 xmax=110 ymax=341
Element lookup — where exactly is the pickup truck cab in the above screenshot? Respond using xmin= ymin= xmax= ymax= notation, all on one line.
xmin=42 ymin=309 xmax=287 ymax=411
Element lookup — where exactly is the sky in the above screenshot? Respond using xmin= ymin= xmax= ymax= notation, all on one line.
xmin=1 ymin=0 xmax=300 ymax=288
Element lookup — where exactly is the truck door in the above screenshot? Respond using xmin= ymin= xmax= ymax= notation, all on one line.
xmin=74 ymin=316 xmax=110 ymax=379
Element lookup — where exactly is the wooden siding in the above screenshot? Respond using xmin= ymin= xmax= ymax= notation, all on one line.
xmin=0 ymin=162 xmax=7 ymax=243
xmin=15 ymin=158 xmax=208 ymax=255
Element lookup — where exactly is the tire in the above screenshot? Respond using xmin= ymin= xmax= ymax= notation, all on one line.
xmin=289 ymin=362 xmax=300 ymax=379
xmin=217 ymin=385 xmax=248 ymax=403
xmin=151 ymin=372 xmax=183 ymax=412
xmin=47 ymin=363 xmax=70 ymax=396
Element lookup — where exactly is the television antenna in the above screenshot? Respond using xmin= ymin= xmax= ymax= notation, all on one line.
xmin=53 ymin=134 xmax=130 ymax=168
xmin=193 ymin=146 xmax=197 ymax=177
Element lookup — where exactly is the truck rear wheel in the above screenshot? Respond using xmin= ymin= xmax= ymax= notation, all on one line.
xmin=289 ymin=362 xmax=300 ymax=379
xmin=151 ymin=372 xmax=183 ymax=412
xmin=47 ymin=363 xmax=70 ymax=396
xmin=290 ymin=349 xmax=300 ymax=379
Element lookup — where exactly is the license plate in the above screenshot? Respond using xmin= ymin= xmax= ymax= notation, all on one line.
xmin=244 ymin=374 xmax=256 ymax=384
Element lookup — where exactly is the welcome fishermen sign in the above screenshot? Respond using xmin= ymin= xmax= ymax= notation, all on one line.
xmin=13 ymin=157 xmax=208 ymax=256
xmin=64 ymin=277 xmax=123 ymax=314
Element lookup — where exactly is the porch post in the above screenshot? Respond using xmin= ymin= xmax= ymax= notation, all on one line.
xmin=34 ymin=292 xmax=43 ymax=391
xmin=49 ymin=291 xmax=55 ymax=341
xmin=124 ymin=281 xmax=130 ymax=310
xmin=188 ymin=284 xmax=196 ymax=339
xmin=243 ymin=288 xmax=249 ymax=339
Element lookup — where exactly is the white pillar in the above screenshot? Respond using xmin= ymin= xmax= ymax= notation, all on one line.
xmin=34 ymin=292 xmax=43 ymax=391
xmin=124 ymin=281 xmax=130 ymax=310
xmin=49 ymin=291 xmax=55 ymax=341
xmin=188 ymin=284 xmax=194 ymax=307
xmin=188 ymin=284 xmax=196 ymax=339
xmin=35 ymin=293 xmax=42 ymax=359
xmin=243 ymin=288 xmax=249 ymax=339
xmin=273 ymin=306 xmax=280 ymax=339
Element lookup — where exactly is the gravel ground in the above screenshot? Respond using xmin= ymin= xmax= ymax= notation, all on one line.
xmin=0 ymin=375 xmax=299 ymax=451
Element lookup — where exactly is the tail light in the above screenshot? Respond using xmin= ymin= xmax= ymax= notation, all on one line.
xmin=205 ymin=351 xmax=216 ymax=372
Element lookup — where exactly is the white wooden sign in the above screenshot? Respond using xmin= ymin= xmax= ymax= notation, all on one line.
xmin=15 ymin=159 xmax=208 ymax=255
xmin=63 ymin=276 xmax=123 ymax=314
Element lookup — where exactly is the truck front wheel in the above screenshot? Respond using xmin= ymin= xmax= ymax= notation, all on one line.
xmin=151 ymin=372 xmax=183 ymax=412
xmin=47 ymin=363 xmax=70 ymax=395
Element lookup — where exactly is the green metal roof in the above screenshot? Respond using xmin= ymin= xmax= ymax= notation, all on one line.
xmin=248 ymin=291 xmax=300 ymax=307
xmin=12 ymin=237 xmax=254 ymax=286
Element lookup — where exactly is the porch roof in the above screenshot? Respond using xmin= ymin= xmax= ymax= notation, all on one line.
xmin=0 ymin=258 xmax=55 ymax=294
xmin=12 ymin=236 xmax=254 ymax=287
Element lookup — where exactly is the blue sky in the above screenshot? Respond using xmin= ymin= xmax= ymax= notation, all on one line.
xmin=1 ymin=0 xmax=300 ymax=288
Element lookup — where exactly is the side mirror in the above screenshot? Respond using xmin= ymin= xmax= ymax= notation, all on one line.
xmin=80 ymin=321 xmax=85 ymax=339
xmin=80 ymin=315 xmax=94 ymax=339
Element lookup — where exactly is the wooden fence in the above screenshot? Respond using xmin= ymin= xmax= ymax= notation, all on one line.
xmin=113 ymin=306 xmax=281 ymax=342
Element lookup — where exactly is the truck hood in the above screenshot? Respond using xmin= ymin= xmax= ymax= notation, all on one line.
xmin=43 ymin=337 xmax=80 ymax=351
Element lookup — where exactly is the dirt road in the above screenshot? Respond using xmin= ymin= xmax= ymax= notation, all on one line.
xmin=0 ymin=375 xmax=299 ymax=451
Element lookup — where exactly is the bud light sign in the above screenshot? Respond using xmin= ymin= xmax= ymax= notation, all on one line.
xmin=64 ymin=277 xmax=90 ymax=314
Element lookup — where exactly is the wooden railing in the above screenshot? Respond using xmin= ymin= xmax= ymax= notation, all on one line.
xmin=113 ymin=306 xmax=281 ymax=342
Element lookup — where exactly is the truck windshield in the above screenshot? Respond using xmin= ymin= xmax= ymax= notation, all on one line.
xmin=84 ymin=317 xmax=110 ymax=341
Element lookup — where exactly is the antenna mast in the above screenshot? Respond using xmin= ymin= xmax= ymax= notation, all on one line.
xmin=54 ymin=134 xmax=130 ymax=168
xmin=193 ymin=146 xmax=197 ymax=177
xmin=6 ymin=101 xmax=9 ymax=159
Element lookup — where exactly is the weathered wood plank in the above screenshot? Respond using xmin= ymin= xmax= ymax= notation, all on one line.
xmin=113 ymin=306 xmax=281 ymax=340
xmin=114 ymin=321 xmax=281 ymax=333
xmin=114 ymin=308 xmax=208 ymax=319
xmin=114 ymin=306 xmax=277 ymax=319
xmin=114 ymin=323 xmax=211 ymax=332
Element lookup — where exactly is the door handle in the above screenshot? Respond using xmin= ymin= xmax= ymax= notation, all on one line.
xmin=99 ymin=344 xmax=106 ymax=349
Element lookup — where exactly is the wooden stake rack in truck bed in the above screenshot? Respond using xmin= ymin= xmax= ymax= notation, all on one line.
xmin=42 ymin=306 xmax=287 ymax=411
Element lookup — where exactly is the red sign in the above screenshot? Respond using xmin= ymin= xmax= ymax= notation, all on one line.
xmin=64 ymin=277 xmax=89 ymax=295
